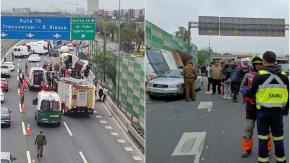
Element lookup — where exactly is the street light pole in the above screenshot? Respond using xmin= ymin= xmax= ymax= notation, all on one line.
xmin=117 ymin=0 xmax=121 ymax=105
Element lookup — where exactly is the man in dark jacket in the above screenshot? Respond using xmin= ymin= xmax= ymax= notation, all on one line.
xmin=246 ymin=51 xmax=289 ymax=163
xmin=230 ymin=63 xmax=243 ymax=103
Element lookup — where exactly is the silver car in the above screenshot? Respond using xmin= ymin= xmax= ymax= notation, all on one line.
xmin=146 ymin=69 xmax=201 ymax=98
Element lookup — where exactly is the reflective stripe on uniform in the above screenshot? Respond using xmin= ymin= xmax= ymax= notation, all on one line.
xmin=258 ymin=156 xmax=269 ymax=162
xmin=273 ymin=136 xmax=284 ymax=141
xmin=258 ymin=135 xmax=269 ymax=140
xmin=276 ymin=156 xmax=286 ymax=162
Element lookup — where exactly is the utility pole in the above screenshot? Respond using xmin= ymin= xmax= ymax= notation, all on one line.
xmin=117 ymin=0 xmax=121 ymax=105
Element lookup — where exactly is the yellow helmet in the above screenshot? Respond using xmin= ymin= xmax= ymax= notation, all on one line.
xmin=251 ymin=55 xmax=263 ymax=64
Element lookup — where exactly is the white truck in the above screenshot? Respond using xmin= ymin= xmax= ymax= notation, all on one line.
xmin=26 ymin=42 xmax=49 ymax=55
xmin=12 ymin=46 xmax=30 ymax=58
xmin=28 ymin=67 xmax=46 ymax=90
xmin=58 ymin=77 xmax=95 ymax=115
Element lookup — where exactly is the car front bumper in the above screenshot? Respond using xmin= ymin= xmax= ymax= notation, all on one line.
xmin=147 ymin=87 xmax=182 ymax=96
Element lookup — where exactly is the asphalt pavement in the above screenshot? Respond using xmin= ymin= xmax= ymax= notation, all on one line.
xmin=1 ymin=41 xmax=143 ymax=163
xmin=146 ymin=83 xmax=289 ymax=163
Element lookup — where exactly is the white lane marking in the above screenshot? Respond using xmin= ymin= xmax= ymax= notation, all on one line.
xmin=110 ymin=132 xmax=119 ymax=136
xmin=63 ymin=122 xmax=73 ymax=136
xmin=117 ymin=139 xmax=126 ymax=143
xmin=18 ymin=59 xmax=20 ymax=62
xmin=17 ymin=76 xmax=19 ymax=81
xmin=79 ymin=151 xmax=88 ymax=163
xmin=36 ymin=63 xmax=39 ymax=67
xmin=22 ymin=122 xmax=26 ymax=135
xmin=96 ymin=115 xmax=102 ymax=118
xmin=132 ymin=156 xmax=143 ymax=161
xmin=26 ymin=151 xmax=32 ymax=163
xmin=93 ymin=110 xmax=98 ymax=114
xmin=124 ymin=147 xmax=134 ymax=152
xmin=99 ymin=120 xmax=107 ymax=124
xmin=171 ymin=132 xmax=206 ymax=163
xmin=197 ymin=102 xmax=213 ymax=112
xmin=104 ymin=126 xmax=112 ymax=129
xmin=17 ymin=63 xmax=20 ymax=67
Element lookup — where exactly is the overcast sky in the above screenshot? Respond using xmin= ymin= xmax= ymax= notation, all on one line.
xmin=146 ymin=0 xmax=289 ymax=55
xmin=1 ymin=0 xmax=144 ymax=12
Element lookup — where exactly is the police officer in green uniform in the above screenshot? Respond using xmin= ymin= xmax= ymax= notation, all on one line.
xmin=246 ymin=51 xmax=289 ymax=163
xmin=35 ymin=130 xmax=46 ymax=157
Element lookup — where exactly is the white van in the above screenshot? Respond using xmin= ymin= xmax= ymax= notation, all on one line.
xmin=26 ymin=42 xmax=49 ymax=55
xmin=28 ymin=67 xmax=46 ymax=90
xmin=12 ymin=46 xmax=30 ymax=58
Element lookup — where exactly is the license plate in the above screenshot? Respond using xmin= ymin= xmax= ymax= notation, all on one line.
xmin=50 ymin=115 xmax=59 ymax=117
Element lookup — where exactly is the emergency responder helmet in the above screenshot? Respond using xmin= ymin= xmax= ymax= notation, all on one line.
xmin=251 ymin=55 xmax=263 ymax=64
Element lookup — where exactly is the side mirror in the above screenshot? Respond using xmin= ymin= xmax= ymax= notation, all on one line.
xmin=12 ymin=156 xmax=17 ymax=160
xmin=33 ymin=99 xmax=38 ymax=105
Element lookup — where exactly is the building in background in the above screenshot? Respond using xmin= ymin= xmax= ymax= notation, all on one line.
xmin=87 ymin=0 xmax=99 ymax=13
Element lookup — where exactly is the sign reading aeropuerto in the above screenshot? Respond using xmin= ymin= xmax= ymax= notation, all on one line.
xmin=1 ymin=16 xmax=96 ymax=40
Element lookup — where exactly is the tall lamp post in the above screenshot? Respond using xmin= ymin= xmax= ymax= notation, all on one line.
xmin=116 ymin=0 xmax=121 ymax=105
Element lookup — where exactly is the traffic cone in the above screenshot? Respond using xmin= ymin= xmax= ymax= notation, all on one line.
xmin=19 ymin=103 xmax=26 ymax=113
xmin=26 ymin=124 xmax=31 ymax=136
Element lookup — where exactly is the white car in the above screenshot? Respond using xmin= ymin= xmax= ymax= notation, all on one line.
xmin=28 ymin=54 xmax=41 ymax=62
xmin=1 ymin=65 xmax=11 ymax=78
xmin=3 ymin=62 xmax=15 ymax=71
xmin=1 ymin=90 xmax=4 ymax=103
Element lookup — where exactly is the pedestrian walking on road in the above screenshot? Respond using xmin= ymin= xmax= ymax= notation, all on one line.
xmin=25 ymin=62 xmax=28 ymax=75
xmin=230 ymin=62 xmax=243 ymax=103
xmin=240 ymin=55 xmax=273 ymax=157
xmin=35 ymin=130 xmax=46 ymax=157
xmin=206 ymin=64 xmax=212 ymax=92
xmin=20 ymin=92 xmax=24 ymax=108
xmin=222 ymin=64 xmax=231 ymax=99
xmin=182 ymin=60 xmax=197 ymax=101
xmin=246 ymin=51 xmax=289 ymax=163
xmin=210 ymin=61 xmax=222 ymax=94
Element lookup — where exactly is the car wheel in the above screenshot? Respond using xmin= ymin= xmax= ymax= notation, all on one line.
xmin=37 ymin=121 xmax=41 ymax=126
xmin=7 ymin=124 xmax=10 ymax=128
xmin=1 ymin=101 xmax=3 ymax=103
xmin=5 ymin=89 xmax=8 ymax=92
xmin=56 ymin=122 xmax=61 ymax=127
xmin=148 ymin=94 xmax=155 ymax=99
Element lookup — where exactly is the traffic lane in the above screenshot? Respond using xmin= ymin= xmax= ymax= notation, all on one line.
xmin=1 ymin=64 xmax=36 ymax=163
xmin=63 ymin=103 xmax=138 ymax=163
xmin=146 ymin=91 xmax=289 ymax=163
xmin=2 ymin=54 xmax=83 ymax=163
xmin=13 ymin=77 xmax=84 ymax=163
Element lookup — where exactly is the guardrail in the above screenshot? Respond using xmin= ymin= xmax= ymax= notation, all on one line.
xmin=1 ymin=40 xmax=21 ymax=62
xmin=128 ymin=124 xmax=145 ymax=148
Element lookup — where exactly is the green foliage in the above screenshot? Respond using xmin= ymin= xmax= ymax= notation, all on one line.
xmin=120 ymin=22 xmax=137 ymax=53
xmin=196 ymin=48 xmax=213 ymax=65
xmin=175 ymin=26 xmax=189 ymax=42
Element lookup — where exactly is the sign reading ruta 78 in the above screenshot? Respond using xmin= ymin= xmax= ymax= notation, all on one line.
xmin=1 ymin=16 xmax=71 ymax=40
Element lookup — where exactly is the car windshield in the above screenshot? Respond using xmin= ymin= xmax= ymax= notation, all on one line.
xmin=40 ymin=100 xmax=59 ymax=111
xmin=1 ymin=159 xmax=10 ymax=163
xmin=241 ymin=60 xmax=251 ymax=66
xmin=1 ymin=66 xmax=8 ymax=69
xmin=160 ymin=70 xmax=182 ymax=78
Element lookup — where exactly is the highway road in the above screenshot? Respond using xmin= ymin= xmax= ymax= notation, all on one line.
xmin=1 ymin=40 xmax=143 ymax=163
xmin=146 ymin=83 xmax=289 ymax=163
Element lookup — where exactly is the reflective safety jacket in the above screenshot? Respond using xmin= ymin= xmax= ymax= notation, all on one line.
xmin=256 ymin=70 xmax=288 ymax=109
xmin=245 ymin=65 xmax=289 ymax=111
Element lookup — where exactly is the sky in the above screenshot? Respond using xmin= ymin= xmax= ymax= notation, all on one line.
xmin=146 ymin=0 xmax=289 ymax=55
xmin=1 ymin=0 xmax=144 ymax=12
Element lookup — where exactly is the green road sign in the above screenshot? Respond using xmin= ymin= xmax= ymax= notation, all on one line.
xmin=71 ymin=17 xmax=96 ymax=40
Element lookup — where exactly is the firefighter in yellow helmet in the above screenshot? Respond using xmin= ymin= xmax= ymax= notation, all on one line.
xmin=240 ymin=55 xmax=272 ymax=157
xmin=246 ymin=51 xmax=288 ymax=163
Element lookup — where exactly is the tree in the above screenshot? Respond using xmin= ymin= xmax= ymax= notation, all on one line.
xmin=175 ymin=27 xmax=189 ymax=42
xmin=105 ymin=21 xmax=118 ymax=42
xmin=136 ymin=27 xmax=144 ymax=53
xmin=196 ymin=48 xmax=213 ymax=65
xmin=120 ymin=22 xmax=137 ymax=53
